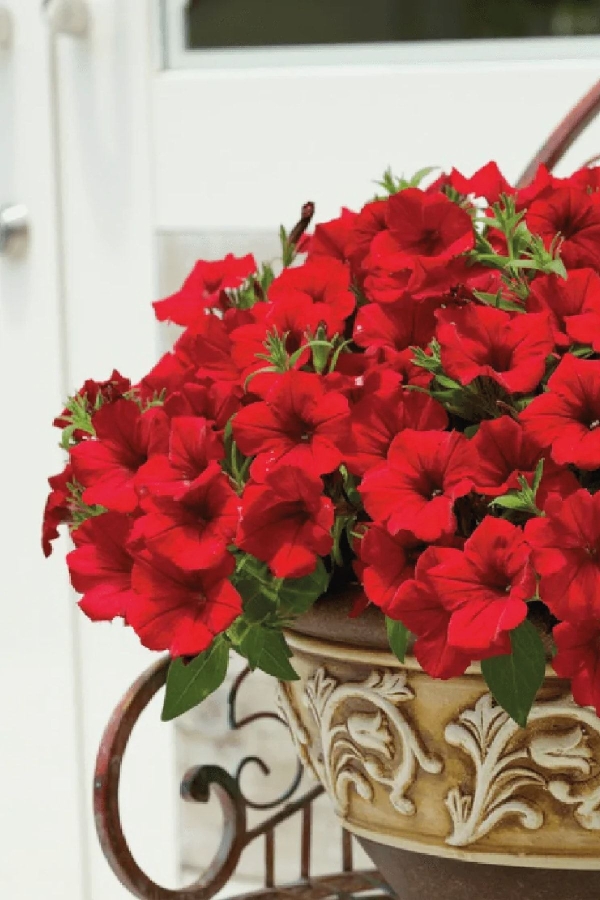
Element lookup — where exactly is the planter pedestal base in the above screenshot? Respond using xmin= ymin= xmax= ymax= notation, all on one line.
xmin=359 ymin=839 xmax=600 ymax=900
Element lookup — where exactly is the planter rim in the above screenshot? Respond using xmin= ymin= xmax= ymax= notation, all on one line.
xmin=284 ymin=628 xmax=559 ymax=679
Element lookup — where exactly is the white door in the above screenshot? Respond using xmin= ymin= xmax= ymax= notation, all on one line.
xmin=15 ymin=1 xmax=600 ymax=898
xmin=0 ymin=2 xmax=85 ymax=898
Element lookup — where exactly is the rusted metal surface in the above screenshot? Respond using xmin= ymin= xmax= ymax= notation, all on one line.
xmin=93 ymin=656 xmax=380 ymax=900
xmin=518 ymin=77 xmax=600 ymax=187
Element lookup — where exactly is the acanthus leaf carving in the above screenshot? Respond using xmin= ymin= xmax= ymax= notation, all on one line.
xmin=281 ymin=667 xmax=442 ymax=819
xmin=444 ymin=693 xmax=600 ymax=847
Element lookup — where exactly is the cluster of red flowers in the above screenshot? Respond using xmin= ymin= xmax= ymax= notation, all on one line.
xmin=44 ymin=161 xmax=600 ymax=722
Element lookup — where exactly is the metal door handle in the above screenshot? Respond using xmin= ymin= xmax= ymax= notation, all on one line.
xmin=43 ymin=0 xmax=88 ymax=37
xmin=0 ymin=205 xmax=29 ymax=256
xmin=0 ymin=7 xmax=12 ymax=50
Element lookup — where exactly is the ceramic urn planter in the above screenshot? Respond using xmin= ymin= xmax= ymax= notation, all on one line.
xmin=278 ymin=596 xmax=600 ymax=900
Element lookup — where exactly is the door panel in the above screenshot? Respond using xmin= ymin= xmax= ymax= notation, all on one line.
xmin=0 ymin=3 xmax=85 ymax=898
xmin=153 ymin=61 xmax=600 ymax=232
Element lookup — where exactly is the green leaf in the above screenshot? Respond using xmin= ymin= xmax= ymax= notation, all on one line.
xmin=490 ymin=493 xmax=530 ymax=511
xmin=386 ymin=617 xmax=410 ymax=663
xmin=238 ymin=628 xmax=299 ymax=681
xmin=277 ymin=559 xmax=330 ymax=617
xmin=532 ymin=458 xmax=544 ymax=496
xmin=162 ymin=639 xmax=229 ymax=721
xmin=481 ymin=620 xmax=546 ymax=727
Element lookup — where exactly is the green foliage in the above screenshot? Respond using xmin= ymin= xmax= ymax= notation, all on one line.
xmin=162 ymin=638 xmax=229 ymax=721
xmin=226 ymin=555 xmax=329 ymax=680
xmin=66 ymin=479 xmax=106 ymax=528
xmin=386 ymin=618 xmax=410 ymax=664
xmin=59 ymin=393 xmax=96 ymax=449
xmin=490 ymin=460 xmax=545 ymax=519
xmin=472 ymin=196 xmax=567 ymax=281
xmin=222 ymin=420 xmax=251 ymax=493
xmin=481 ymin=619 xmax=546 ymax=727
xmin=375 ymin=165 xmax=438 ymax=197
xmin=236 ymin=627 xmax=299 ymax=681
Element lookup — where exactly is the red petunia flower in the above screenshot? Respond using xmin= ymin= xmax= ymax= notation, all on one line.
xmin=359 ymin=430 xmax=472 ymax=541
xmin=353 ymin=297 xmax=439 ymax=367
xmin=359 ymin=525 xmax=423 ymax=614
xmin=229 ymin=295 xmax=313 ymax=388
xmin=384 ymin=546 xmax=509 ymax=679
xmin=163 ymin=381 xmax=241 ymax=434
xmin=425 ymin=516 xmax=535 ymax=653
xmin=453 ymin=415 xmax=578 ymax=502
xmin=308 ymin=208 xmax=357 ymax=263
xmin=519 ymin=354 xmax=600 ymax=470
xmin=135 ymin=416 xmax=223 ymax=499
xmin=526 ymin=188 xmax=600 ymax=270
xmin=449 ymin=162 xmax=513 ymax=204
xmin=236 ymin=466 xmax=334 ymax=578
xmin=153 ymin=253 xmax=257 ymax=326
xmin=526 ymin=490 xmax=600 ymax=623
xmin=129 ymin=552 xmax=242 ymax=657
xmin=53 ymin=369 xmax=131 ymax=434
xmin=175 ymin=315 xmax=244 ymax=384
xmin=67 ymin=512 xmax=136 ymax=622
xmin=42 ymin=463 xmax=74 ymax=557
xmin=232 ymin=370 xmax=351 ymax=482
xmin=268 ymin=257 xmax=355 ymax=334
xmin=71 ymin=400 xmax=170 ymax=513
xmin=133 ymin=462 xmax=240 ymax=571
xmin=346 ymin=199 xmax=389 ymax=278
xmin=553 ymin=620 xmax=600 ymax=716
xmin=366 ymin=188 xmax=475 ymax=270
xmin=343 ymin=387 xmax=447 ymax=476
xmin=436 ymin=305 xmax=553 ymax=394
xmin=527 ymin=269 xmax=600 ymax=349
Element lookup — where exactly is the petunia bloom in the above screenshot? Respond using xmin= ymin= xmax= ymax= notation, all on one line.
xmin=526 ymin=188 xmax=600 ymax=270
xmin=553 ymin=620 xmax=600 ymax=716
xmin=71 ymin=400 xmax=170 ymax=513
xmin=359 ymin=525 xmax=424 ymax=614
xmin=67 ymin=512 xmax=136 ymax=622
xmin=425 ymin=516 xmax=535 ymax=653
xmin=527 ymin=269 xmax=600 ymax=350
xmin=520 ymin=354 xmax=600 ymax=470
xmin=129 ymin=552 xmax=242 ymax=657
xmin=232 ymin=370 xmax=351 ymax=482
xmin=268 ymin=257 xmax=355 ymax=335
xmin=436 ymin=305 xmax=554 ymax=394
xmin=153 ymin=253 xmax=257 ymax=326
xmin=307 ymin=208 xmax=358 ymax=264
xmin=526 ymin=490 xmax=600 ymax=623
xmin=367 ymin=188 xmax=475 ymax=270
xmin=359 ymin=430 xmax=472 ymax=542
xmin=453 ymin=415 xmax=578 ymax=503
xmin=343 ymin=387 xmax=447 ymax=477
xmin=42 ymin=463 xmax=74 ymax=557
xmin=384 ymin=546 xmax=510 ymax=679
xmin=134 ymin=462 xmax=240 ymax=571
xmin=135 ymin=416 xmax=224 ymax=499
xmin=236 ymin=466 xmax=334 ymax=578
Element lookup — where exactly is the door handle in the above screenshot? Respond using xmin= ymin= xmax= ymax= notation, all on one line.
xmin=43 ymin=0 xmax=88 ymax=38
xmin=0 ymin=7 xmax=12 ymax=50
xmin=0 ymin=204 xmax=29 ymax=256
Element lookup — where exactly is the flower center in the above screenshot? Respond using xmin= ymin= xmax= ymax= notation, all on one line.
xmin=590 ymin=419 xmax=600 ymax=430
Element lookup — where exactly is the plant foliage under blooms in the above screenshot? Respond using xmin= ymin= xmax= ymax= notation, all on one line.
xmin=44 ymin=162 xmax=600 ymax=726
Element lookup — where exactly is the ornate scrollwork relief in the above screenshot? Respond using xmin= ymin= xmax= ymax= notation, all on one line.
xmin=280 ymin=668 xmax=442 ymax=818
xmin=444 ymin=693 xmax=600 ymax=847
